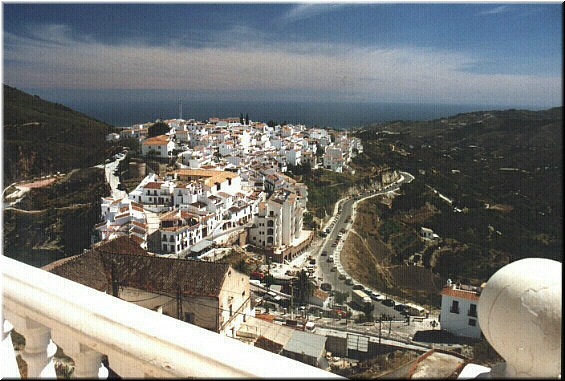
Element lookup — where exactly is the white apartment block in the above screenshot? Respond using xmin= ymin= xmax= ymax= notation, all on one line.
xmin=323 ymin=147 xmax=345 ymax=172
xmin=248 ymin=189 xmax=303 ymax=251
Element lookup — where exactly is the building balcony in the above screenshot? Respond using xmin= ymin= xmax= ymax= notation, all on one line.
xmin=1 ymin=257 xmax=340 ymax=379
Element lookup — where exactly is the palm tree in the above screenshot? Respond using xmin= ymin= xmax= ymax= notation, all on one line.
xmin=295 ymin=270 xmax=314 ymax=305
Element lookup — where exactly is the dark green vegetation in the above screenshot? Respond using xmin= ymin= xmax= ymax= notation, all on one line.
xmin=3 ymin=85 xmax=114 ymax=183
xmin=353 ymin=107 xmax=562 ymax=285
xmin=147 ymin=121 xmax=169 ymax=137
xmin=287 ymin=163 xmax=379 ymax=221
xmin=3 ymin=168 xmax=110 ymax=268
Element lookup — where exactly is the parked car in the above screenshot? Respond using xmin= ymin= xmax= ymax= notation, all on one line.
xmin=338 ymin=274 xmax=346 ymax=280
xmin=394 ymin=304 xmax=407 ymax=312
xmin=345 ymin=278 xmax=353 ymax=285
xmin=381 ymin=299 xmax=395 ymax=307
xmin=309 ymin=259 xmax=316 ymax=265
xmin=321 ymin=251 xmax=328 ymax=256
xmin=352 ymin=284 xmax=364 ymax=290
xmin=250 ymin=271 xmax=265 ymax=280
xmin=370 ymin=293 xmax=381 ymax=301
xmin=331 ymin=266 xmax=337 ymax=272
xmin=320 ymin=283 xmax=332 ymax=292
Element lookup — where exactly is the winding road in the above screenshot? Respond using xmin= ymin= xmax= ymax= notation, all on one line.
xmin=314 ymin=171 xmax=415 ymax=319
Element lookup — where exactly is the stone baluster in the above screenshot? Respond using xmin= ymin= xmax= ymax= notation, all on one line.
xmin=8 ymin=315 xmax=57 ymax=378
xmin=51 ymin=331 xmax=108 ymax=379
xmin=1 ymin=319 xmax=21 ymax=378
xmin=478 ymin=258 xmax=561 ymax=378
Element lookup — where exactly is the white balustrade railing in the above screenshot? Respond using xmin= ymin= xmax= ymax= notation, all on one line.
xmin=2 ymin=256 xmax=341 ymax=378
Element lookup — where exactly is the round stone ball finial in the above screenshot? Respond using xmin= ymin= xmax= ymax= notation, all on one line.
xmin=478 ymin=258 xmax=561 ymax=378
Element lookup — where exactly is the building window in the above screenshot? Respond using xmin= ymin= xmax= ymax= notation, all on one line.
xmin=267 ymin=220 xmax=274 ymax=227
xmin=229 ymin=304 xmax=233 ymax=317
xmin=450 ymin=300 xmax=460 ymax=314
xmin=468 ymin=304 xmax=477 ymax=317
xmin=468 ymin=319 xmax=476 ymax=326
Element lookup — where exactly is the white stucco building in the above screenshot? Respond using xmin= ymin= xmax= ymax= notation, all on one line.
xmin=439 ymin=280 xmax=482 ymax=339
xmin=141 ymin=135 xmax=175 ymax=158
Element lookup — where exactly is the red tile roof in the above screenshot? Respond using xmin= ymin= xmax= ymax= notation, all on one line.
xmin=441 ymin=287 xmax=480 ymax=301
xmin=142 ymin=135 xmax=169 ymax=145
xmin=47 ymin=238 xmax=235 ymax=297
xmin=144 ymin=182 xmax=163 ymax=189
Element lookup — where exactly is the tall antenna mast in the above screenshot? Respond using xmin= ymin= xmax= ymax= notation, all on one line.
xmin=178 ymin=100 xmax=183 ymax=120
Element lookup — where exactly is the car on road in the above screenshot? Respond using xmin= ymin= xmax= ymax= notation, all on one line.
xmin=345 ymin=278 xmax=353 ymax=285
xmin=331 ymin=243 xmax=337 ymax=247
xmin=331 ymin=266 xmax=337 ymax=272
xmin=370 ymin=292 xmax=382 ymax=301
xmin=325 ymin=228 xmax=330 ymax=233
xmin=381 ymin=299 xmax=395 ymax=307
xmin=327 ymin=256 xmax=334 ymax=263
xmin=394 ymin=304 xmax=407 ymax=312
xmin=352 ymin=284 xmax=364 ymax=290
xmin=321 ymin=251 xmax=328 ymax=256
xmin=320 ymin=283 xmax=332 ymax=292
xmin=338 ymin=274 xmax=346 ymax=280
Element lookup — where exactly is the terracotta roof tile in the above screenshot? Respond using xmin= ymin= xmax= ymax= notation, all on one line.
xmin=441 ymin=287 xmax=480 ymax=301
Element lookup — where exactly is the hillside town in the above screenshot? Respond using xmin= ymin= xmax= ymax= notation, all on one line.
xmin=3 ymin=112 xmax=561 ymax=379
xmin=101 ymin=117 xmax=362 ymax=259
xmin=74 ymin=116 xmax=471 ymax=376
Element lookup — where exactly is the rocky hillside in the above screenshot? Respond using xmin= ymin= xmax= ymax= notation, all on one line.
xmin=348 ymin=107 xmax=562 ymax=292
xmin=3 ymin=85 xmax=114 ymax=183
xmin=3 ymin=167 xmax=110 ymax=268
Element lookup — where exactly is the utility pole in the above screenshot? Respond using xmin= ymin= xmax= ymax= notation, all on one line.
xmin=378 ymin=316 xmax=382 ymax=345
xmin=290 ymin=280 xmax=294 ymax=319
xmin=177 ymin=287 xmax=183 ymax=320
xmin=111 ymin=262 xmax=119 ymax=297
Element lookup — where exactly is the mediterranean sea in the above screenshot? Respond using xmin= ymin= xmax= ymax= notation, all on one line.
xmin=22 ymin=89 xmax=539 ymax=129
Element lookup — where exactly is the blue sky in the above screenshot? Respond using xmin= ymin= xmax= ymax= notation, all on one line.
xmin=3 ymin=3 xmax=563 ymax=107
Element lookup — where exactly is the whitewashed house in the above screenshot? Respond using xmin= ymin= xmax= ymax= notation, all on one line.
xmin=439 ymin=280 xmax=482 ymax=339
xmin=141 ymin=135 xmax=175 ymax=158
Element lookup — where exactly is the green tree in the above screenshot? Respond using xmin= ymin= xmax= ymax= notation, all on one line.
xmin=333 ymin=291 xmax=348 ymax=305
xmin=362 ymin=302 xmax=375 ymax=322
xmin=295 ymin=270 xmax=314 ymax=305
xmin=240 ymin=113 xmax=244 ymax=125
xmin=148 ymin=122 xmax=170 ymax=137
xmin=245 ymin=113 xmax=249 ymax=125
xmin=234 ymin=258 xmax=250 ymax=275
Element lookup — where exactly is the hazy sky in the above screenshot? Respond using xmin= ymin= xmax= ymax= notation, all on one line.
xmin=3 ymin=3 xmax=563 ymax=106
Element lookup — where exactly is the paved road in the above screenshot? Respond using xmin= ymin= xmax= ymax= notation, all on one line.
xmin=314 ymin=171 xmax=415 ymax=319
xmin=95 ymin=154 xmax=128 ymax=199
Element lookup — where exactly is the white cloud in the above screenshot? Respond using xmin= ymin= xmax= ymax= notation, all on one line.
xmin=280 ymin=4 xmax=348 ymax=24
xmin=477 ymin=6 xmax=509 ymax=16
xmin=4 ymin=23 xmax=561 ymax=106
